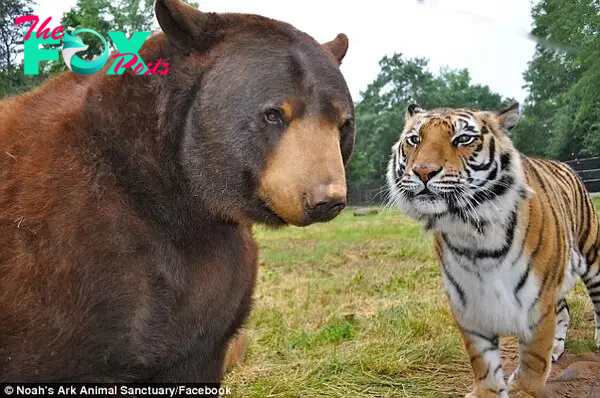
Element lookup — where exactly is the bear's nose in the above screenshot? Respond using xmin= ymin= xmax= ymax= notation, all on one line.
xmin=305 ymin=184 xmax=347 ymax=223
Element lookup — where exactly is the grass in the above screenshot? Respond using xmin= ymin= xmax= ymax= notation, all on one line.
xmin=224 ymin=199 xmax=600 ymax=397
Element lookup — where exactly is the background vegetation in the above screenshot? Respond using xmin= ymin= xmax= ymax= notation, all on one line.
xmin=2 ymin=1 xmax=600 ymax=396
xmin=347 ymin=0 xmax=600 ymax=190
xmin=2 ymin=0 xmax=599 ymax=174
xmin=224 ymin=198 xmax=600 ymax=397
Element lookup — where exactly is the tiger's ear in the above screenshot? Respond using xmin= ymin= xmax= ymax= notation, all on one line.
xmin=322 ymin=33 xmax=349 ymax=65
xmin=497 ymin=102 xmax=520 ymax=131
xmin=407 ymin=103 xmax=425 ymax=118
xmin=155 ymin=0 xmax=229 ymax=54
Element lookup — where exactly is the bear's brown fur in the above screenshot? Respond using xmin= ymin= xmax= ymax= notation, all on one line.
xmin=0 ymin=0 xmax=354 ymax=384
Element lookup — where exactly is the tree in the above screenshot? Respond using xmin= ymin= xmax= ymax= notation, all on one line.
xmin=512 ymin=0 xmax=600 ymax=160
xmin=1 ymin=0 xmax=200 ymax=97
xmin=348 ymin=53 xmax=508 ymax=185
xmin=45 ymin=0 xmax=155 ymax=74
xmin=0 ymin=0 xmax=35 ymax=70
xmin=46 ymin=0 xmax=198 ymax=75
xmin=0 ymin=0 xmax=40 ymax=98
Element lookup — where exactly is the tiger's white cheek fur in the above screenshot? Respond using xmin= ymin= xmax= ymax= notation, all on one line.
xmin=386 ymin=150 xmax=405 ymax=207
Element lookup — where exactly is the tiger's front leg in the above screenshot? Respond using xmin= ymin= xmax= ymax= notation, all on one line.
xmin=458 ymin=325 xmax=508 ymax=398
xmin=508 ymin=304 xmax=555 ymax=397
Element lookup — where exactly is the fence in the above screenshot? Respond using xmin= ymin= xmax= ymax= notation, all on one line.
xmin=347 ymin=180 xmax=387 ymax=206
xmin=347 ymin=156 xmax=600 ymax=206
xmin=565 ymin=157 xmax=600 ymax=193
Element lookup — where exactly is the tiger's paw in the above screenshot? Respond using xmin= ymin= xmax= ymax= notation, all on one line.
xmin=508 ymin=376 xmax=548 ymax=398
xmin=552 ymin=340 xmax=566 ymax=362
xmin=508 ymin=379 xmax=521 ymax=393
xmin=551 ymin=353 xmax=563 ymax=362
xmin=551 ymin=351 xmax=564 ymax=363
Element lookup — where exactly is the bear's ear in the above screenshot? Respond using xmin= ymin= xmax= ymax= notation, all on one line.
xmin=322 ymin=33 xmax=349 ymax=65
xmin=155 ymin=0 xmax=227 ymax=54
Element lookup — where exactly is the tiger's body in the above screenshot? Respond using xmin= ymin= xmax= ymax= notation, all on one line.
xmin=386 ymin=103 xmax=600 ymax=397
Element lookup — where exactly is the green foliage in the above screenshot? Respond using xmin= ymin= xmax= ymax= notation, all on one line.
xmin=0 ymin=63 xmax=47 ymax=97
xmin=7 ymin=0 xmax=599 ymax=167
xmin=0 ymin=0 xmax=37 ymax=98
xmin=1 ymin=0 xmax=200 ymax=93
xmin=45 ymin=0 xmax=157 ymax=75
xmin=348 ymin=54 xmax=508 ymax=184
xmin=512 ymin=0 xmax=600 ymax=160
xmin=226 ymin=209 xmax=597 ymax=396
xmin=291 ymin=317 xmax=359 ymax=349
xmin=0 ymin=0 xmax=35 ymax=70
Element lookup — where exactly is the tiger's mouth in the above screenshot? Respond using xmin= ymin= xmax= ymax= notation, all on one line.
xmin=413 ymin=186 xmax=435 ymax=197
xmin=407 ymin=188 xmax=446 ymax=202
xmin=399 ymin=181 xmax=472 ymax=215
xmin=387 ymin=163 xmax=452 ymax=217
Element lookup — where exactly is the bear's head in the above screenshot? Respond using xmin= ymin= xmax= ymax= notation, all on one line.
xmin=154 ymin=0 xmax=354 ymax=227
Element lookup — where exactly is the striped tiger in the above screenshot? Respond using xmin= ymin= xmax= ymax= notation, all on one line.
xmin=386 ymin=103 xmax=600 ymax=398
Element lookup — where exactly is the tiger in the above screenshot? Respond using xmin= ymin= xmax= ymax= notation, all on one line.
xmin=386 ymin=102 xmax=600 ymax=397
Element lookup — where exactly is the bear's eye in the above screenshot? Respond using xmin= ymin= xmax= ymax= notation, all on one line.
xmin=453 ymin=134 xmax=476 ymax=146
xmin=406 ymin=135 xmax=421 ymax=147
xmin=264 ymin=109 xmax=283 ymax=125
xmin=340 ymin=118 xmax=353 ymax=135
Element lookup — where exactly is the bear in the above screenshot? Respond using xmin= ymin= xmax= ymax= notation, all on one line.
xmin=0 ymin=0 xmax=354 ymax=384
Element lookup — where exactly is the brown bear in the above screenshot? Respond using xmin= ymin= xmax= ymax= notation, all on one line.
xmin=0 ymin=0 xmax=354 ymax=384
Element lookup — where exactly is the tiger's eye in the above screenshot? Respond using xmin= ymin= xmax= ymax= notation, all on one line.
xmin=407 ymin=135 xmax=421 ymax=146
xmin=453 ymin=135 xmax=476 ymax=146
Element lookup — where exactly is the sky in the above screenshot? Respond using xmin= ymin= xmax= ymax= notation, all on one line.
xmin=35 ymin=0 xmax=537 ymax=103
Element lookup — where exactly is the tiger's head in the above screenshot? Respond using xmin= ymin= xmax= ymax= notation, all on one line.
xmin=387 ymin=103 xmax=529 ymax=226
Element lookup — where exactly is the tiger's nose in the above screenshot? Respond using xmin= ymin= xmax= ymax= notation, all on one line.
xmin=412 ymin=164 xmax=443 ymax=183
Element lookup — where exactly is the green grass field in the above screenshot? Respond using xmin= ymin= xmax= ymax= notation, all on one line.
xmin=224 ymin=197 xmax=600 ymax=397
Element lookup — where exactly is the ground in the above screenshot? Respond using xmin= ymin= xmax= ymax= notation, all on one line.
xmin=224 ymin=197 xmax=600 ymax=397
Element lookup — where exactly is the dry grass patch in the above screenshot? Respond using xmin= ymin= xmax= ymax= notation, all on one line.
xmin=224 ymin=201 xmax=600 ymax=397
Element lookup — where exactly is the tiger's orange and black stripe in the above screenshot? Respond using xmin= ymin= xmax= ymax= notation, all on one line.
xmin=387 ymin=102 xmax=600 ymax=398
